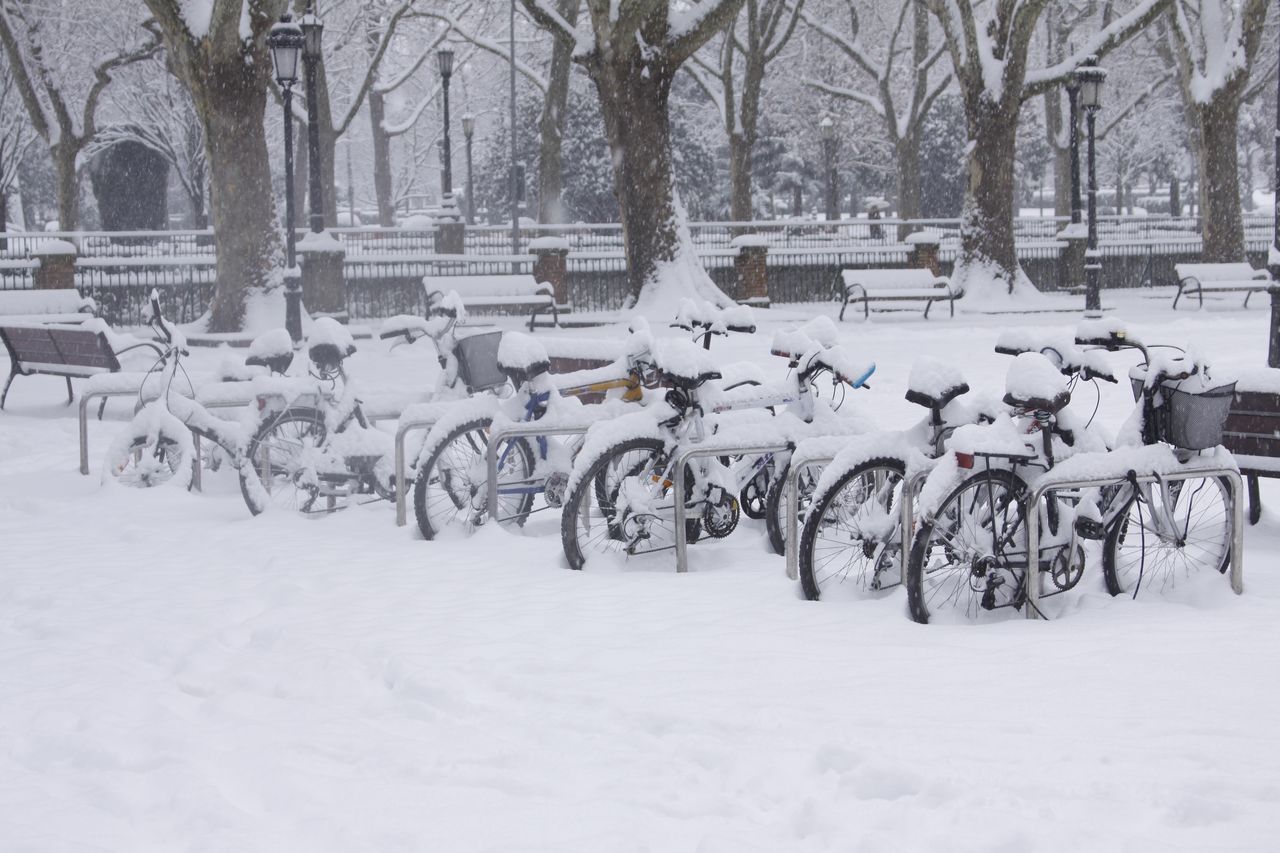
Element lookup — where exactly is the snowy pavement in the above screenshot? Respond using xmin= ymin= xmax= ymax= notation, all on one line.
xmin=2 ymin=294 xmax=1279 ymax=851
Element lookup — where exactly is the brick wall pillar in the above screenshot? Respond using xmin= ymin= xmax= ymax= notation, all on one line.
xmin=433 ymin=196 xmax=466 ymax=255
xmin=298 ymin=231 xmax=348 ymax=320
xmin=731 ymin=235 xmax=769 ymax=307
xmin=530 ymin=237 xmax=570 ymax=307
xmin=1057 ymin=223 xmax=1088 ymax=292
xmin=32 ymin=239 xmax=77 ymax=289
xmin=906 ymin=231 xmax=942 ymax=275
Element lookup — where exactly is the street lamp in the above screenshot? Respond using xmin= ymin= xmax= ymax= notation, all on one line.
xmin=1064 ymin=72 xmax=1082 ymax=225
xmin=462 ymin=113 xmax=475 ymax=225
xmin=300 ymin=3 xmax=324 ymax=234
xmin=820 ymin=116 xmax=837 ymax=222
xmin=436 ymin=45 xmax=456 ymax=216
xmin=1270 ymin=0 xmax=1280 ymax=367
xmin=1075 ymin=56 xmax=1106 ymax=316
xmin=268 ymin=12 xmax=304 ymax=342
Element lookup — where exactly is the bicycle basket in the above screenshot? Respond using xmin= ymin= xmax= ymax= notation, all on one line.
xmin=1154 ymin=381 xmax=1237 ymax=450
xmin=455 ymin=330 xmax=507 ymax=392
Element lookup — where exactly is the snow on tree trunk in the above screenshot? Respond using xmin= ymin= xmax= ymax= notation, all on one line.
xmin=593 ymin=57 xmax=729 ymax=310
xmin=957 ymin=96 xmax=1025 ymax=295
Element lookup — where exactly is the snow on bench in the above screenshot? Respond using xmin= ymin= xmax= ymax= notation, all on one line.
xmin=834 ymin=268 xmax=961 ymax=320
xmin=1173 ymin=262 xmax=1272 ymax=309
xmin=422 ymin=275 xmax=557 ymax=332
xmin=0 ymin=288 xmax=96 ymax=325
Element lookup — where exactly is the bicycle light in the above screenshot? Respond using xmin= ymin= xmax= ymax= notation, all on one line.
xmin=955 ymin=451 xmax=975 ymax=469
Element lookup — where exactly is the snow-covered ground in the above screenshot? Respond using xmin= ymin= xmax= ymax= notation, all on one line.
xmin=3 ymin=291 xmax=1279 ymax=851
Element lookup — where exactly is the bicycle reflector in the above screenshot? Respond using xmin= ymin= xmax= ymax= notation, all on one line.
xmin=955 ymin=451 xmax=975 ymax=469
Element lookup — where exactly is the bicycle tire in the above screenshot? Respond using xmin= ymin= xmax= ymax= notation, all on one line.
xmin=239 ymin=406 xmax=328 ymax=515
xmin=413 ymin=417 xmax=535 ymax=540
xmin=764 ymin=460 xmax=822 ymax=556
xmin=798 ymin=456 xmax=907 ymax=601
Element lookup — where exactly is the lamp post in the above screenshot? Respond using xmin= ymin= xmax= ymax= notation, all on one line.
xmin=436 ymin=46 xmax=456 ymax=205
xmin=1075 ymin=56 xmax=1106 ymax=316
xmin=1065 ymin=73 xmax=1082 ymax=225
xmin=509 ymin=0 xmax=519 ymax=255
xmin=820 ymin=116 xmax=837 ymax=222
xmin=462 ymin=113 xmax=475 ymax=225
xmin=300 ymin=4 xmax=324 ymax=234
xmin=268 ymin=13 xmax=304 ymax=342
xmin=1270 ymin=3 xmax=1280 ymax=368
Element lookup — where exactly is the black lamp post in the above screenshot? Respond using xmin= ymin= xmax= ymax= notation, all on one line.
xmin=462 ymin=113 xmax=475 ymax=225
xmin=1065 ymin=74 xmax=1082 ymax=225
xmin=1075 ymin=56 xmax=1106 ymax=316
xmin=436 ymin=46 xmax=456 ymax=216
xmin=268 ymin=13 xmax=304 ymax=342
xmin=300 ymin=4 xmax=324 ymax=234
xmin=820 ymin=116 xmax=838 ymax=221
xmin=1269 ymin=2 xmax=1280 ymax=368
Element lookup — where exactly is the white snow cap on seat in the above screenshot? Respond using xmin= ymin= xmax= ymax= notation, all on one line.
xmin=497 ymin=332 xmax=549 ymax=371
xmin=1005 ymin=352 xmax=1067 ymax=402
xmin=248 ymin=328 xmax=294 ymax=361
xmin=909 ymin=358 xmax=967 ymax=399
xmin=652 ymin=337 xmax=718 ymax=381
xmin=307 ymin=317 xmax=356 ymax=355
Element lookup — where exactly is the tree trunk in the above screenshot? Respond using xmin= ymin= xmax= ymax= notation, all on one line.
xmin=537 ymin=0 xmax=578 ymax=224
xmin=1192 ymin=95 xmax=1245 ymax=263
xmin=292 ymin=118 xmax=308 ymax=229
xmin=728 ymin=133 xmax=753 ymax=223
xmin=192 ymin=64 xmax=281 ymax=331
xmin=593 ymin=60 xmax=713 ymax=303
xmin=895 ymin=134 xmax=923 ymax=231
xmin=368 ymin=91 xmax=395 ymax=226
xmin=51 ymin=142 xmax=79 ymax=231
xmin=959 ymin=95 xmax=1021 ymax=288
xmin=791 ymin=185 xmax=802 ymax=217
xmin=1170 ymin=176 xmax=1180 ymax=216
xmin=318 ymin=121 xmax=338 ymax=227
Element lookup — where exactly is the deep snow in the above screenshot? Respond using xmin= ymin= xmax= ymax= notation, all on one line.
xmin=1 ymin=291 xmax=1278 ymax=851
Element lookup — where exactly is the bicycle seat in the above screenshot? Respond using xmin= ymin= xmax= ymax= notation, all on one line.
xmin=905 ymin=358 xmax=969 ymax=411
xmin=651 ymin=338 xmax=721 ymax=390
xmin=497 ymin=332 xmax=550 ymax=388
xmin=662 ymin=368 xmax=722 ymax=390
xmin=1003 ymin=352 xmax=1070 ymax=414
xmin=245 ymin=328 xmax=296 ymax=375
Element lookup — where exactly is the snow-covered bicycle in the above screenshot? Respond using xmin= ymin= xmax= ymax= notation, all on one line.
xmin=558 ymin=327 xmax=874 ymax=570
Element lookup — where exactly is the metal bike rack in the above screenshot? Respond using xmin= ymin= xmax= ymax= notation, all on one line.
xmin=1023 ymin=466 xmax=1244 ymax=619
xmin=674 ymin=441 xmax=792 ymax=573
xmin=485 ymin=420 xmax=597 ymax=527
xmin=394 ymin=412 xmax=445 ymax=526
xmin=784 ymin=459 xmax=929 ymax=583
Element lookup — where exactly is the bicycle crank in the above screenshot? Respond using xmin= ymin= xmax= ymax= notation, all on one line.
xmin=704 ymin=489 xmax=740 ymax=539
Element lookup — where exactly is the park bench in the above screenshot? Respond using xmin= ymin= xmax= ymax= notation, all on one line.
xmin=1 ymin=319 xmax=161 ymax=409
xmin=424 ymin=275 xmax=557 ymax=332
xmin=1173 ymin=262 xmax=1272 ymax=309
xmin=833 ymin=268 xmax=961 ymax=321
xmin=1221 ymin=369 xmax=1280 ymax=524
xmin=0 ymin=288 xmax=96 ymax=324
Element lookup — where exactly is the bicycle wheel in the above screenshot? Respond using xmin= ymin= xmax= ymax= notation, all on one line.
xmin=739 ymin=457 xmax=774 ymax=520
xmin=239 ymin=407 xmax=328 ymax=515
xmin=906 ymin=468 xmax=1030 ymax=624
xmin=798 ymin=457 xmax=907 ymax=601
xmin=563 ymin=437 xmax=697 ymax=570
xmin=1102 ymin=475 xmax=1232 ymax=597
xmin=764 ymin=459 xmax=821 ymax=556
xmin=413 ymin=417 xmax=535 ymax=540
xmin=106 ymin=431 xmax=191 ymax=488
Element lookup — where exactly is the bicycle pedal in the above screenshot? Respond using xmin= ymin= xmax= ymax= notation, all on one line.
xmin=1074 ymin=516 xmax=1106 ymax=540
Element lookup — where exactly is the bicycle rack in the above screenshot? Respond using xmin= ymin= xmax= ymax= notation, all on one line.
xmin=674 ymin=440 xmax=793 ymax=573
xmin=485 ymin=419 xmax=598 ymax=527
xmin=394 ymin=409 xmax=450 ymax=526
xmin=784 ymin=459 xmax=929 ymax=582
xmin=1023 ymin=465 xmax=1244 ymax=619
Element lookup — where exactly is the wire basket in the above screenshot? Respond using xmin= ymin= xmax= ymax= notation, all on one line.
xmin=1131 ymin=377 xmax=1236 ymax=450
xmin=455 ymin=330 xmax=507 ymax=393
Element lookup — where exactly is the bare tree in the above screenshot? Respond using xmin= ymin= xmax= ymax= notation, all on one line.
xmin=522 ymin=0 xmax=746 ymax=306
xmin=684 ymin=0 xmax=804 ymax=224
xmin=0 ymin=0 xmax=160 ymax=230
xmin=801 ymin=0 xmax=949 ymax=226
xmin=0 ymin=53 xmax=35 ymax=233
xmin=143 ymin=0 xmax=287 ymax=332
xmin=927 ymin=0 xmax=1167 ymax=293
xmin=1161 ymin=0 xmax=1270 ymax=262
